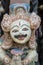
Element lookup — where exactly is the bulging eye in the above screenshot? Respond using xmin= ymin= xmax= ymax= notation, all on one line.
xmin=12 ymin=30 xmax=18 ymax=32
xmin=22 ymin=28 xmax=29 ymax=31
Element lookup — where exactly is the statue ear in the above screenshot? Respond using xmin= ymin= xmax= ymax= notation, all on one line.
xmin=30 ymin=12 xmax=41 ymax=30
xmin=1 ymin=14 xmax=12 ymax=32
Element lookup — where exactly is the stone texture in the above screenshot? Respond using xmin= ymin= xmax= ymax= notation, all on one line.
xmin=10 ymin=0 xmax=30 ymax=4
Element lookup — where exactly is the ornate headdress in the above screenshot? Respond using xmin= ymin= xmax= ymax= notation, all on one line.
xmin=9 ymin=3 xmax=30 ymax=14
xmin=1 ymin=4 xmax=41 ymax=32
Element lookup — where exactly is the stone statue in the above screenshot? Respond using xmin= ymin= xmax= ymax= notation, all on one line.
xmin=0 ymin=3 xmax=41 ymax=65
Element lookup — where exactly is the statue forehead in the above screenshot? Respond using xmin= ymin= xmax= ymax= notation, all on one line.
xmin=11 ymin=19 xmax=30 ymax=28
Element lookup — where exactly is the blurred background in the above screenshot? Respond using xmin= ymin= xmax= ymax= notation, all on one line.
xmin=0 ymin=0 xmax=43 ymax=65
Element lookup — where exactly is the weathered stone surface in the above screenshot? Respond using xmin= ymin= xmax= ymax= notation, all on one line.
xmin=10 ymin=0 xmax=30 ymax=4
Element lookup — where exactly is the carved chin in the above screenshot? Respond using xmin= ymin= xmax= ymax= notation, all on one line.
xmin=13 ymin=38 xmax=27 ymax=44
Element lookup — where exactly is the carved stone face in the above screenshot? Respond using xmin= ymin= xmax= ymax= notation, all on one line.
xmin=10 ymin=19 xmax=31 ymax=44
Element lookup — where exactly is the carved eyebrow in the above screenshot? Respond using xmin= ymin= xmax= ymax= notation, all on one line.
xmin=11 ymin=25 xmax=19 ymax=29
xmin=21 ymin=24 xmax=30 ymax=27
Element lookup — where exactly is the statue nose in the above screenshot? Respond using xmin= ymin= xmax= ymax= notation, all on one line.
xmin=19 ymin=30 xmax=22 ymax=35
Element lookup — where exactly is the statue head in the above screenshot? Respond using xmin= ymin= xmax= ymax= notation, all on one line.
xmin=1 ymin=4 xmax=41 ymax=45
xmin=10 ymin=19 xmax=31 ymax=44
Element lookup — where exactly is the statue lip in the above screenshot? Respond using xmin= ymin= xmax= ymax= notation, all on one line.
xmin=14 ymin=34 xmax=27 ymax=40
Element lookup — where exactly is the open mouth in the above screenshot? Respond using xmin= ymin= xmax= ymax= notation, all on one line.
xmin=14 ymin=34 xmax=27 ymax=40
